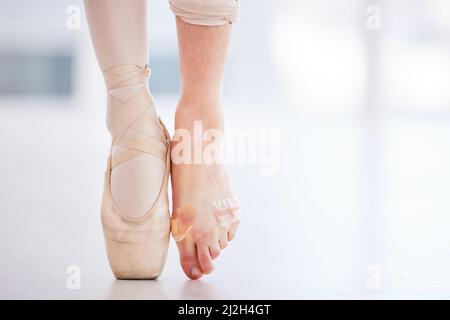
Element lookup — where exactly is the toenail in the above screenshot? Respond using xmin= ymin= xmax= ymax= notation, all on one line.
xmin=190 ymin=266 xmax=202 ymax=277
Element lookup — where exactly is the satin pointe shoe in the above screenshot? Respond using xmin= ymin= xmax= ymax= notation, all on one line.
xmin=100 ymin=64 xmax=171 ymax=279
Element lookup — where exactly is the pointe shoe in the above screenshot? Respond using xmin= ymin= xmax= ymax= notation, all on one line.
xmin=100 ymin=64 xmax=171 ymax=279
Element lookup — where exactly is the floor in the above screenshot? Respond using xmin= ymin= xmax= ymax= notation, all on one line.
xmin=1 ymin=97 xmax=450 ymax=299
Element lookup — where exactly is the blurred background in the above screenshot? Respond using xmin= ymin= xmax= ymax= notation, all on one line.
xmin=1 ymin=0 xmax=450 ymax=299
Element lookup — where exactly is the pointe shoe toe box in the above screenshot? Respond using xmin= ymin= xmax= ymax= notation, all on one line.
xmin=105 ymin=237 xmax=169 ymax=280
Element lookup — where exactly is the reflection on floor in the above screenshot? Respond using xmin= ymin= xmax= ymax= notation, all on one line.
xmin=0 ymin=99 xmax=449 ymax=299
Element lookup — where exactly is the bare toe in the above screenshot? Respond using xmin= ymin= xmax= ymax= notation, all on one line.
xmin=177 ymin=240 xmax=203 ymax=280
xmin=197 ymin=244 xmax=215 ymax=274
xmin=209 ymin=242 xmax=221 ymax=260
xmin=228 ymin=221 xmax=240 ymax=241
xmin=218 ymin=237 xmax=228 ymax=250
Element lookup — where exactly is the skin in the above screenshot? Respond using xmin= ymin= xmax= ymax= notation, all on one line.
xmin=172 ymin=18 xmax=239 ymax=280
xmin=84 ymin=0 xmax=148 ymax=69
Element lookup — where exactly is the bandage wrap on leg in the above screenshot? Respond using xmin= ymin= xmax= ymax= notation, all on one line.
xmin=169 ymin=0 xmax=240 ymax=26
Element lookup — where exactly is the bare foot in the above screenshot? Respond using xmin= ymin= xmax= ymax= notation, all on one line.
xmin=170 ymin=103 xmax=240 ymax=280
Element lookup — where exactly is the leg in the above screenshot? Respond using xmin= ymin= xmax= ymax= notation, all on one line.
xmin=84 ymin=0 xmax=148 ymax=69
xmin=85 ymin=0 xmax=171 ymax=279
xmin=170 ymin=1 xmax=241 ymax=280
xmin=85 ymin=0 xmax=160 ymax=219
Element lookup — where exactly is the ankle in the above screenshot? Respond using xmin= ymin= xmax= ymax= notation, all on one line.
xmin=178 ymin=90 xmax=222 ymax=107
xmin=175 ymin=101 xmax=224 ymax=131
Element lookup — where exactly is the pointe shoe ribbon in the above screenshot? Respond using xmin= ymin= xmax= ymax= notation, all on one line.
xmin=102 ymin=64 xmax=170 ymax=223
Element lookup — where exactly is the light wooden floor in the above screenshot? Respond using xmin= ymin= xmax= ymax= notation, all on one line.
xmin=1 ymin=100 xmax=450 ymax=299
